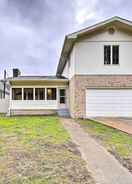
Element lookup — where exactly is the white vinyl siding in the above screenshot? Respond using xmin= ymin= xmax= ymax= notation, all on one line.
xmin=62 ymin=47 xmax=76 ymax=79
xmin=62 ymin=62 xmax=69 ymax=78
xmin=0 ymin=99 xmax=9 ymax=113
xmin=75 ymin=30 xmax=132 ymax=75
xmin=86 ymin=89 xmax=132 ymax=117
xmin=10 ymin=100 xmax=58 ymax=110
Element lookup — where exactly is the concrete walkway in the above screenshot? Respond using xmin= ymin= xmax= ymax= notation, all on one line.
xmin=93 ymin=117 xmax=132 ymax=135
xmin=61 ymin=118 xmax=132 ymax=184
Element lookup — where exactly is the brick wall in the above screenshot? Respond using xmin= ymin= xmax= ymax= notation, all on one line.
xmin=69 ymin=76 xmax=76 ymax=118
xmin=69 ymin=75 xmax=132 ymax=118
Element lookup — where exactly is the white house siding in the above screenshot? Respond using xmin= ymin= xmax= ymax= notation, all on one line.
xmin=0 ymin=81 xmax=10 ymax=99
xmin=0 ymin=99 xmax=9 ymax=113
xmin=10 ymin=100 xmax=58 ymax=110
xmin=62 ymin=62 xmax=69 ymax=78
xmin=84 ymin=29 xmax=132 ymax=42
xmin=74 ymin=29 xmax=132 ymax=75
xmin=62 ymin=47 xmax=76 ymax=79
xmin=69 ymin=47 xmax=76 ymax=79
xmin=0 ymin=81 xmax=10 ymax=113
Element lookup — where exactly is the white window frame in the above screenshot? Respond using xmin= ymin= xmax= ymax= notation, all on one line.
xmin=11 ymin=87 xmax=58 ymax=101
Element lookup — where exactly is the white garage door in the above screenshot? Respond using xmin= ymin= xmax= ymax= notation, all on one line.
xmin=86 ymin=89 xmax=132 ymax=117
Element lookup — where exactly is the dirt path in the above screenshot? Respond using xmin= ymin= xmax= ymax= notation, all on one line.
xmin=61 ymin=118 xmax=132 ymax=184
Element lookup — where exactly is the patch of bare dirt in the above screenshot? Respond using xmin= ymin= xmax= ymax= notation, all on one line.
xmin=0 ymin=140 xmax=95 ymax=184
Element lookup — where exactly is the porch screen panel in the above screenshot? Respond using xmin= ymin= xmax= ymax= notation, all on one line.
xmin=47 ymin=88 xmax=56 ymax=100
xmin=12 ymin=88 xmax=22 ymax=100
xmin=35 ymin=88 xmax=45 ymax=100
xmin=24 ymin=88 xmax=33 ymax=100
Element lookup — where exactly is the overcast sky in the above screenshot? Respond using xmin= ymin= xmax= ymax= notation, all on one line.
xmin=0 ymin=0 xmax=132 ymax=78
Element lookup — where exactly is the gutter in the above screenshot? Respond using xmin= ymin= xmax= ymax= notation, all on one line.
xmin=9 ymin=79 xmax=69 ymax=82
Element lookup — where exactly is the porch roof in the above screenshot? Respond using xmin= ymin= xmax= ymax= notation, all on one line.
xmin=9 ymin=75 xmax=69 ymax=86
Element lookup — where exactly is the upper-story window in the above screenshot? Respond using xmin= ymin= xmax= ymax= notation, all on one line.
xmin=112 ymin=45 xmax=119 ymax=65
xmin=104 ymin=45 xmax=119 ymax=65
xmin=104 ymin=45 xmax=111 ymax=65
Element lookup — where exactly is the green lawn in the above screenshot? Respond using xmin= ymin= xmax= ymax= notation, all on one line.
xmin=0 ymin=116 xmax=94 ymax=184
xmin=79 ymin=119 xmax=132 ymax=173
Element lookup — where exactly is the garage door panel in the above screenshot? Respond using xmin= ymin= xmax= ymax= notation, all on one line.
xmin=86 ymin=96 xmax=132 ymax=99
xmin=87 ymin=103 xmax=132 ymax=107
xmin=86 ymin=98 xmax=132 ymax=102
xmin=86 ymin=89 xmax=132 ymax=117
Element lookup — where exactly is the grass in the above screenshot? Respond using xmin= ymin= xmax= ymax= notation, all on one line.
xmin=0 ymin=116 xmax=95 ymax=184
xmin=0 ymin=116 xmax=69 ymax=144
xmin=79 ymin=119 xmax=132 ymax=172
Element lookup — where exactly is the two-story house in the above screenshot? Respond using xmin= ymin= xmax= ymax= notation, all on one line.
xmin=9 ymin=16 xmax=132 ymax=118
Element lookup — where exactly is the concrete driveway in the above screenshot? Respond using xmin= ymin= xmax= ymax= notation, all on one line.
xmin=61 ymin=118 xmax=132 ymax=184
xmin=93 ymin=117 xmax=132 ymax=135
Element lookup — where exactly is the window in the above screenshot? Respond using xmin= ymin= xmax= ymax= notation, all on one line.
xmin=113 ymin=45 xmax=119 ymax=65
xmin=24 ymin=88 xmax=33 ymax=100
xmin=104 ymin=45 xmax=119 ymax=65
xmin=12 ymin=88 xmax=22 ymax=100
xmin=59 ymin=89 xmax=66 ymax=104
xmin=104 ymin=45 xmax=111 ymax=65
xmin=35 ymin=88 xmax=45 ymax=100
xmin=47 ymin=88 xmax=56 ymax=100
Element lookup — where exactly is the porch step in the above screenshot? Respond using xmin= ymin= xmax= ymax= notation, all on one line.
xmin=57 ymin=109 xmax=70 ymax=118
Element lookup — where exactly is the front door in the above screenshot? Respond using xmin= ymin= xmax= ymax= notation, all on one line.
xmin=59 ymin=89 xmax=67 ymax=109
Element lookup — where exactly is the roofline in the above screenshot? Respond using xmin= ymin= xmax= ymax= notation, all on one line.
xmin=9 ymin=78 xmax=69 ymax=82
xmin=56 ymin=36 xmax=68 ymax=75
xmin=56 ymin=36 xmax=75 ymax=75
xmin=67 ymin=16 xmax=132 ymax=38
xmin=56 ymin=16 xmax=132 ymax=75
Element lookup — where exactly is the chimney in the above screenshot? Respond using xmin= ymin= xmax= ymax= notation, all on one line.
xmin=13 ymin=69 xmax=21 ymax=78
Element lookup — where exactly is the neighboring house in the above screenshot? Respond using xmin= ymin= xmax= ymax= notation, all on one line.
xmin=0 ymin=79 xmax=10 ymax=113
xmin=0 ymin=80 xmax=10 ymax=99
xmin=8 ymin=16 xmax=132 ymax=118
